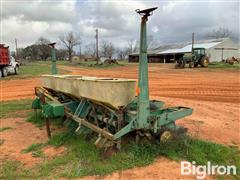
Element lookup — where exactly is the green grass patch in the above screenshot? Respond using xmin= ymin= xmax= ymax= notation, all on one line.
xmin=4 ymin=61 xmax=69 ymax=80
xmin=26 ymin=111 xmax=45 ymax=127
xmin=26 ymin=110 xmax=65 ymax=128
xmin=22 ymin=143 xmax=45 ymax=158
xmin=32 ymin=132 xmax=239 ymax=179
xmin=64 ymin=60 xmax=126 ymax=69
xmin=3 ymin=112 xmax=239 ymax=179
xmin=0 ymin=160 xmax=31 ymax=179
xmin=209 ymin=62 xmax=240 ymax=69
xmin=22 ymin=143 xmax=45 ymax=153
xmin=2 ymin=128 xmax=239 ymax=179
xmin=0 ymin=126 xmax=13 ymax=132
xmin=0 ymin=99 xmax=32 ymax=118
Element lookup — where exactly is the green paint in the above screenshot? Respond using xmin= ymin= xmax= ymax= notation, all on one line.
xmin=42 ymin=102 xmax=64 ymax=118
xmin=51 ymin=47 xmax=58 ymax=74
xmin=137 ymin=16 xmax=150 ymax=129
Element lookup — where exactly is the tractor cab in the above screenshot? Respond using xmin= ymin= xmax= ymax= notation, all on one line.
xmin=193 ymin=48 xmax=206 ymax=59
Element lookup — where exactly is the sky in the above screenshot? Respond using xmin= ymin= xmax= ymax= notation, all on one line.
xmin=1 ymin=0 xmax=239 ymax=52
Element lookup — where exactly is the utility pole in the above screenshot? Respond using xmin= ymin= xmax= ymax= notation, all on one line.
xmin=95 ymin=29 xmax=99 ymax=64
xmin=192 ymin=32 xmax=194 ymax=53
xmin=15 ymin=38 xmax=18 ymax=60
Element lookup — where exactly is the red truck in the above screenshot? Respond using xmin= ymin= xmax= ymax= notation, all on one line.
xmin=0 ymin=44 xmax=19 ymax=78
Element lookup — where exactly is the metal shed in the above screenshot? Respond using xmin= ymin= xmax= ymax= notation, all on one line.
xmin=128 ymin=38 xmax=239 ymax=63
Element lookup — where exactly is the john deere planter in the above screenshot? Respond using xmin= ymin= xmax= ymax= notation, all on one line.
xmin=32 ymin=7 xmax=193 ymax=148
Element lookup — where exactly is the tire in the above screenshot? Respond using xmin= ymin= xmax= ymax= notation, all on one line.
xmin=0 ymin=69 xmax=2 ymax=78
xmin=189 ymin=62 xmax=194 ymax=68
xmin=1 ymin=67 xmax=8 ymax=77
xmin=200 ymin=56 xmax=209 ymax=67
xmin=14 ymin=66 xmax=19 ymax=75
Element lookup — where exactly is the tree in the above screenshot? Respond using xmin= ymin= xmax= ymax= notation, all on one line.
xmin=36 ymin=37 xmax=51 ymax=60
xmin=84 ymin=43 xmax=96 ymax=58
xmin=100 ymin=41 xmax=115 ymax=58
xmin=116 ymin=48 xmax=128 ymax=60
xmin=59 ymin=32 xmax=80 ymax=61
xmin=21 ymin=44 xmax=39 ymax=60
xmin=56 ymin=49 xmax=68 ymax=60
xmin=207 ymin=27 xmax=233 ymax=39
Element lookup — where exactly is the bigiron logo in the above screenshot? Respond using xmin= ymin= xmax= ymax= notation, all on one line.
xmin=181 ymin=161 xmax=237 ymax=179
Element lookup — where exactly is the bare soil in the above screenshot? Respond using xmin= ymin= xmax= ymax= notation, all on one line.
xmin=1 ymin=63 xmax=239 ymax=179
xmin=0 ymin=117 xmax=66 ymax=167
xmin=0 ymin=78 xmax=40 ymax=101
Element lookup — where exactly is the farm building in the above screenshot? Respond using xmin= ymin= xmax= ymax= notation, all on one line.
xmin=128 ymin=38 xmax=239 ymax=63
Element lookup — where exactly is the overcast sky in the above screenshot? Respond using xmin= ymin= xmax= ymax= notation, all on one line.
xmin=1 ymin=0 xmax=239 ymax=52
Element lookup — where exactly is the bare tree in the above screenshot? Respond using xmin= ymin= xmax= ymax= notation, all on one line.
xmin=59 ymin=32 xmax=80 ymax=61
xmin=84 ymin=42 xmax=96 ymax=58
xmin=100 ymin=41 xmax=115 ymax=58
xmin=207 ymin=27 xmax=233 ymax=39
xmin=147 ymin=35 xmax=157 ymax=49
xmin=116 ymin=48 xmax=128 ymax=60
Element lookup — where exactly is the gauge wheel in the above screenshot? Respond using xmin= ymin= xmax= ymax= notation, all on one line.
xmin=160 ymin=130 xmax=173 ymax=142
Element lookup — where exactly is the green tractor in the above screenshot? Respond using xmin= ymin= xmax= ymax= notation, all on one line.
xmin=175 ymin=33 xmax=210 ymax=68
xmin=175 ymin=48 xmax=210 ymax=68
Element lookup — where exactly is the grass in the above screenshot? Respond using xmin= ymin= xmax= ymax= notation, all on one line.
xmin=0 ymin=160 xmax=30 ymax=180
xmin=3 ymin=114 xmax=239 ymax=179
xmin=31 ymin=131 xmax=239 ymax=179
xmin=0 ymin=126 xmax=13 ymax=132
xmin=1 ymin=129 xmax=239 ymax=179
xmin=26 ymin=111 xmax=45 ymax=127
xmin=209 ymin=62 xmax=240 ymax=69
xmin=0 ymin=99 xmax=32 ymax=118
xmin=3 ymin=61 xmax=69 ymax=80
xmin=63 ymin=60 xmax=126 ymax=69
xmin=1 ymin=101 xmax=239 ymax=179
xmin=22 ymin=143 xmax=45 ymax=158
xmin=21 ymin=143 xmax=45 ymax=153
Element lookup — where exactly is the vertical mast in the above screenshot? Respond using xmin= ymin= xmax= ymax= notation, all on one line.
xmin=48 ymin=43 xmax=58 ymax=75
xmin=136 ymin=7 xmax=157 ymax=128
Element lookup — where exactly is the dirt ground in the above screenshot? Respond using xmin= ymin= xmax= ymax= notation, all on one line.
xmin=0 ymin=117 xmax=66 ymax=167
xmin=1 ymin=63 xmax=239 ymax=179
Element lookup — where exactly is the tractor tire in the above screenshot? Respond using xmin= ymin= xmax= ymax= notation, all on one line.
xmin=1 ymin=67 xmax=8 ymax=77
xmin=14 ymin=66 xmax=19 ymax=75
xmin=0 ymin=69 xmax=2 ymax=78
xmin=200 ymin=56 xmax=209 ymax=67
xmin=189 ymin=62 xmax=194 ymax=68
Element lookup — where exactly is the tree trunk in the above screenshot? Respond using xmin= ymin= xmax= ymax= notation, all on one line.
xmin=68 ymin=49 xmax=72 ymax=62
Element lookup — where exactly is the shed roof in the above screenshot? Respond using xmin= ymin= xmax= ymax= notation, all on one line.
xmin=157 ymin=42 xmax=221 ymax=55
xmin=129 ymin=38 xmax=228 ymax=56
